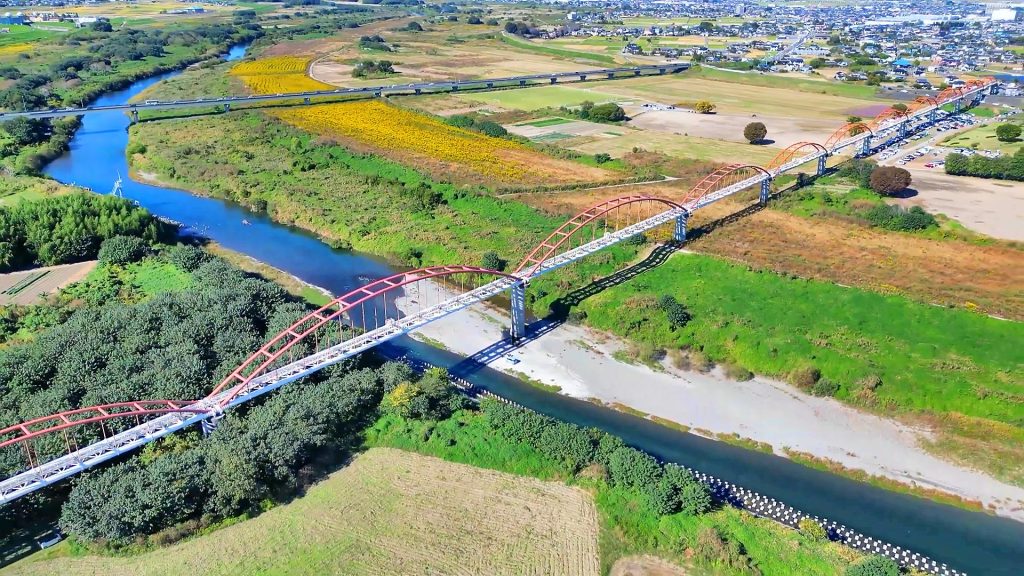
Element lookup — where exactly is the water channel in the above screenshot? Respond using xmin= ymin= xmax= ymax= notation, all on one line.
xmin=41 ymin=44 xmax=1024 ymax=574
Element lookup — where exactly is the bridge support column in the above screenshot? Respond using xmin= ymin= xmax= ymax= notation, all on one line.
xmin=634 ymin=70 xmax=641 ymax=76
xmin=759 ymin=178 xmax=772 ymax=206
xmin=519 ymin=79 xmax=526 ymax=86
xmin=451 ymin=85 xmax=459 ymax=92
xmin=607 ymin=72 xmax=614 ymax=79
xmin=898 ymin=121 xmax=908 ymax=140
xmin=550 ymin=77 xmax=557 ymax=84
xmin=579 ymin=74 xmax=587 ymax=81
xmin=673 ymin=212 xmax=688 ymax=242
xmin=223 ymin=103 xmax=231 ymax=113
xmin=304 ymin=96 xmax=311 ymax=105
xmin=374 ymin=91 xmax=382 ymax=97
xmin=954 ymin=99 xmax=962 ymax=113
xmin=658 ymin=68 xmax=666 ymax=74
xmin=860 ymin=136 xmax=871 ymax=157
xmin=129 ymin=109 xmax=139 ymax=124
xmin=415 ymin=88 xmax=421 ymax=94
xmin=816 ymin=155 xmax=827 ymax=177
xmin=510 ymin=282 xmax=527 ymax=341
xmin=928 ymin=109 xmax=937 ymax=123
xmin=200 ymin=412 xmax=223 ymax=436
xmin=486 ymin=82 xmax=494 ymax=88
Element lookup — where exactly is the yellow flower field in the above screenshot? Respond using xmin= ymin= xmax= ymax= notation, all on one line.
xmin=0 ymin=43 xmax=33 ymax=56
xmin=276 ymin=100 xmax=532 ymax=181
xmin=230 ymin=56 xmax=333 ymax=94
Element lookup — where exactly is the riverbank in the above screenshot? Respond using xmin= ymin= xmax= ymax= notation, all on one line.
xmin=387 ymin=269 xmax=1024 ymax=522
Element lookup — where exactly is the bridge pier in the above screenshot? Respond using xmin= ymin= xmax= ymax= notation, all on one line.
xmin=415 ymin=88 xmax=422 ymax=95
xmin=223 ymin=103 xmax=231 ymax=113
xmin=634 ymin=70 xmax=641 ymax=76
xmin=303 ymin=96 xmax=311 ymax=105
xmin=519 ymin=79 xmax=526 ymax=86
xmin=374 ymin=91 xmax=382 ymax=97
xmin=898 ymin=121 xmax=908 ymax=140
xmin=486 ymin=82 xmax=494 ymax=88
xmin=954 ymin=99 xmax=962 ymax=113
xmin=759 ymin=178 xmax=772 ymax=206
xmin=816 ymin=155 xmax=827 ymax=177
xmin=200 ymin=412 xmax=223 ymax=436
xmin=579 ymin=74 xmax=587 ymax=81
xmin=607 ymin=72 xmax=614 ymax=79
xmin=673 ymin=212 xmax=688 ymax=242
xmin=451 ymin=84 xmax=459 ymax=92
xmin=510 ymin=282 xmax=527 ymax=341
xmin=550 ymin=77 xmax=557 ymax=84
xmin=129 ymin=109 xmax=139 ymax=124
xmin=859 ymin=136 xmax=871 ymax=157
xmin=928 ymin=109 xmax=938 ymax=123
xmin=658 ymin=68 xmax=666 ymax=74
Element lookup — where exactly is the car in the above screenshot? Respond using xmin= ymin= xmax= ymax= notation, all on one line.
xmin=505 ymin=354 xmax=521 ymax=365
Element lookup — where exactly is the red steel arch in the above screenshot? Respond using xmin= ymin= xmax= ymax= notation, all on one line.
xmin=766 ymin=142 xmax=828 ymax=172
xmin=513 ymin=195 xmax=683 ymax=277
xmin=678 ymin=164 xmax=771 ymax=208
xmin=936 ymin=86 xmax=964 ymax=105
xmin=210 ymin=265 xmax=517 ymax=405
xmin=0 ymin=401 xmax=204 ymax=450
xmin=824 ymin=122 xmax=873 ymax=149
xmin=872 ymin=106 xmax=910 ymax=126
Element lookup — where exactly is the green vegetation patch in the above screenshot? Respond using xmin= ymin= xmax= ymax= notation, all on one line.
xmin=519 ymin=116 xmax=573 ymax=127
xmin=500 ymin=33 xmax=616 ymax=65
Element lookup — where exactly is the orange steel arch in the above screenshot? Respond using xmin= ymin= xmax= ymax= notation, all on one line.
xmin=824 ymin=122 xmax=872 ymax=149
xmin=514 ymin=195 xmax=684 ymax=277
xmin=872 ymin=106 xmax=910 ymax=126
xmin=0 ymin=401 xmax=205 ymax=450
xmin=210 ymin=265 xmax=519 ymax=405
xmin=766 ymin=142 xmax=828 ymax=172
xmin=678 ymin=164 xmax=771 ymax=207
xmin=936 ymin=86 xmax=964 ymax=105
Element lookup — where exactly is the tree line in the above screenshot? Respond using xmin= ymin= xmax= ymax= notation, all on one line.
xmin=0 ymin=193 xmax=169 ymax=272
xmin=945 ymin=147 xmax=1024 ymax=182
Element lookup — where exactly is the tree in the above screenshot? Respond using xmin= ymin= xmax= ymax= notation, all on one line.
xmin=891 ymin=103 xmax=908 ymax=113
xmin=467 ymin=15 xmax=482 ymax=24
xmin=481 ymin=250 xmax=505 ymax=271
xmin=995 ymin=123 xmax=1021 ymax=142
xmin=694 ymin=100 xmax=716 ymax=114
xmin=868 ymin=166 xmax=912 ymax=196
xmin=588 ymin=103 xmax=625 ymax=122
xmin=405 ymin=21 xmax=423 ymax=31
xmin=607 ymin=446 xmax=662 ymax=489
xmin=808 ymin=57 xmax=827 ymax=69
xmin=847 ymin=115 xmax=862 ymax=124
xmin=1 ymin=117 xmax=48 ymax=146
xmin=658 ymin=295 xmax=691 ymax=330
xmin=845 ymin=555 xmax=900 ymax=576
xmin=98 ymin=236 xmax=148 ymax=266
xmin=593 ymin=152 xmax=611 ymax=164
xmin=90 ymin=19 xmax=113 ymax=33
xmin=798 ymin=517 xmax=828 ymax=541
xmin=743 ymin=121 xmax=767 ymax=144
xmin=474 ymin=120 xmax=507 ymax=137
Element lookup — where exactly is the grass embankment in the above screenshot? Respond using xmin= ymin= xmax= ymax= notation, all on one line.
xmin=500 ymin=33 xmax=617 ymax=65
xmin=941 ymin=118 xmax=1023 ymax=154
xmin=365 ymin=410 xmax=857 ymax=575
xmin=3 ymin=448 xmax=601 ymax=576
xmin=0 ymin=176 xmax=84 ymax=206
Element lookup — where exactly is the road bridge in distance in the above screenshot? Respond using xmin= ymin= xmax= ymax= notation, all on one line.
xmin=0 ymin=63 xmax=691 ymax=121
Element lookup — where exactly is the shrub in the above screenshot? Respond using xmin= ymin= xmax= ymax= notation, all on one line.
xmin=799 ymin=517 xmax=828 ymax=541
xmin=404 ymin=21 xmax=423 ymax=31
xmin=593 ymin=152 xmax=612 ymax=164
xmin=837 ymin=158 xmax=877 ymax=188
xmin=862 ymin=204 xmax=936 ymax=231
xmin=607 ymin=446 xmax=662 ymax=489
xmin=480 ymin=250 xmax=506 ymax=271
xmin=658 ymin=295 xmax=691 ymax=330
xmin=445 ymin=114 xmax=475 ymax=128
xmin=588 ymin=103 xmax=626 ymax=122
xmin=789 ymin=366 xmax=821 ymax=390
xmin=995 ymin=123 xmax=1021 ymax=142
xmin=474 ymin=120 xmax=507 ymax=138
xmin=694 ymin=100 xmax=716 ymax=114
xmin=845 ymin=555 xmax=900 ymax=576
xmin=810 ymin=378 xmax=840 ymax=397
xmin=164 ymin=244 xmax=209 ymax=272
xmin=868 ymin=166 xmax=912 ymax=196
xmin=743 ymin=121 xmax=767 ymax=143
xmin=723 ymin=362 xmax=754 ymax=382
xmin=97 ymin=236 xmax=148 ymax=266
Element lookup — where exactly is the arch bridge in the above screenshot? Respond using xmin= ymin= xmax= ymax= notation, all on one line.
xmin=0 ymin=76 xmax=999 ymax=505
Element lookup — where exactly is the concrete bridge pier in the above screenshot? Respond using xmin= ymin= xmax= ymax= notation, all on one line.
xmin=607 ymin=72 xmax=615 ymax=79
xmin=415 ymin=88 xmax=422 ymax=94
xmin=200 ymin=412 xmax=223 ymax=436
xmin=658 ymin=68 xmax=666 ymax=74
xmin=673 ymin=212 xmax=688 ymax=242
xmin=579 ymin=74 xmax=587 ymax=81
xmin=759 ymin=178 xmax=772 ymax=205
xmin=451 ymin=84 xmax=459 ymax=92
xmin=898 ymin=121 xmax=908 ymax=140
xmin=954 ymin=99 xmax=962 ymax=113
xmin=816 ymin=155 xmax=827 ymax=176
xmin=634 ymin=70 xmax=642 ymax=76
xmin=486 ymin=82 xmax=494 ymax=88
xmin=928 ymin=109 xmax=938 ymax=123
xmin=129 ymin=109 xmax=139 ymax=124
xmin=519 ymin=79 xmax=527 ymax=86
xmin=510 ymin=282 xmax=527 ymax=341
xmin=859 ymin=135 xmax=872 ymax=156
xmin=550 ymin=77 xmax=557 ymax=84
xmin=303 ymin=96 xmax=311 ymax=105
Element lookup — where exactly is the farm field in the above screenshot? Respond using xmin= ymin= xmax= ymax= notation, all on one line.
xmin=458 ymin=84 xmax=623 ymax=110
xmin=0 ymin=261 xmax=97 ymax=306
xmin=565 ymin=127 xmax=781 ymax=164
xmin=230 ymin=55 xmax=334 ymax=94
xmin=3 ymin=448 xmax=601 ymax=576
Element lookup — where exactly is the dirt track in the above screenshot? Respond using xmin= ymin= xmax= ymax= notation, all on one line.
xmin=899 ymin=168 xmax=1024 ymax=241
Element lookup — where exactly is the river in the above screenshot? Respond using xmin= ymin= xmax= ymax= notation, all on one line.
xmin=41 ymin=44 xmax=1024 ymax=575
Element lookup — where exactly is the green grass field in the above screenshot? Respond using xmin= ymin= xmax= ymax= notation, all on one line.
xmin=0 ymin=24 xmax=66 ymax=47
xmin=530 ymin=251 xmax=1024 ymax=427
xmin=941 ymin=119 xmax=1024 ymax=154
xmin=519 ymin=116 xmax=574 ymax=127
xmin=500 ymin=33 xmax=617 ymax=65
xmin=460 ymin=85 xmax=620 ymax=110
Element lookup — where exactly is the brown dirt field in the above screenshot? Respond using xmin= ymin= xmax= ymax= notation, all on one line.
xmin=687 ymin=199 xmax=1024 ymax=320
xmin=0 ymin=261 xmax=97 ymax=306
xmin=5 ymin=448 xmax=601 ymax=576
xmin=610 ymin=556 xmax=688 ymax=576
xmin=898 ymin=169 xmax=1024 ymax=242
xmin=627 ymin=109 xmax=839 ymax=150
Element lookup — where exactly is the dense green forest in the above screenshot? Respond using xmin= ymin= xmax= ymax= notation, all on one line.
xmin=945 ymin=148 xmax=1024 ymax=181
xmin=0 ymin=194 xmax=168 ymax=272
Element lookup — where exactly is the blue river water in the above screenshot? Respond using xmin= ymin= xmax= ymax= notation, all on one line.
xmin=41 ymin=44 xmax=1024 ymax=574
